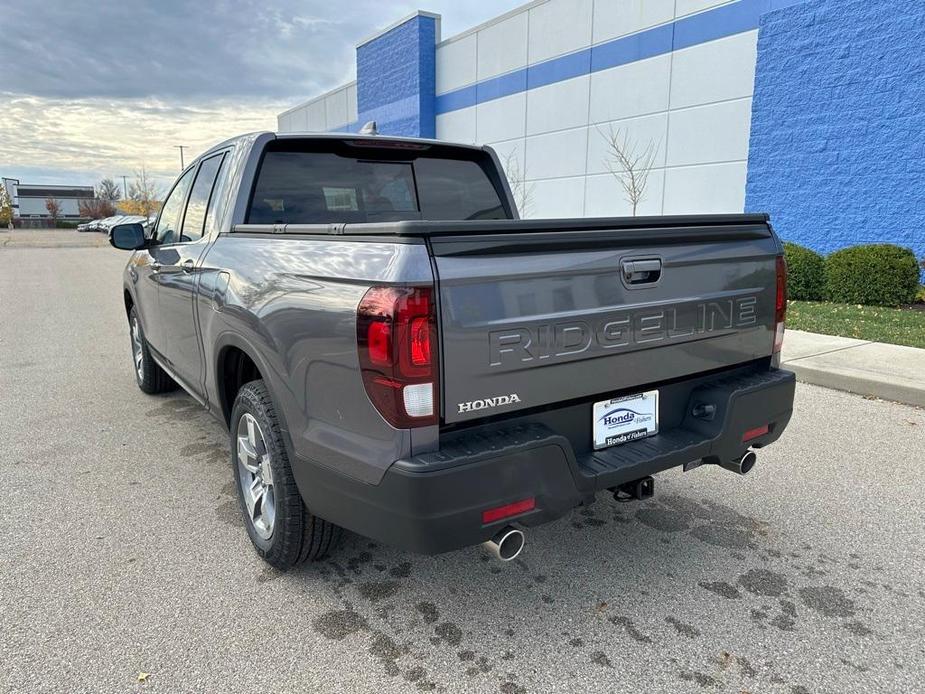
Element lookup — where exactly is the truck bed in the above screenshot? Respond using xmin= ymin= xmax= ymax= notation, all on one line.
xmin=232 ymin=214 xmax=781 ymax=426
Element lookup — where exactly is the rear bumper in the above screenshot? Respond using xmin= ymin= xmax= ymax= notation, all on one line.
xmin=294 ymin=367 xmax=795 ymax=554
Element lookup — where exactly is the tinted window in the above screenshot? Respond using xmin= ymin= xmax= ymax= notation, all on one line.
xmin=415 ymin=158 xmax=506 ymax=220
xmin=155 ymin=168 xmax=195 ymax=244
xmin=181 ymin=153 xmax=225 ymax=242
xmin=247 ymin=143 xmax=508 ymax=224
xmin=249 ymin=152 xmax=417 ymax=224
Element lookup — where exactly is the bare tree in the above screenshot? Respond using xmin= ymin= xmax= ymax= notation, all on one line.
xmin=502 ymin=149 xmax=535 ymax=218
xmin=97 ymin=178 xmax=121 ymax=202
xmin=79 ymin=198 xmax=116 ymax=219
xmin=600 ymin=126 xmax=660 ymax=216
xmin=126 ymin=167 xmax=161 ymax=218
xmin=0 ymin=185 xmax=13 ymax=227
xmin=45 ymin=197 xmax=62 ymax=224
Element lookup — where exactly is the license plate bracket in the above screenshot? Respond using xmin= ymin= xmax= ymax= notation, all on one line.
xmin=592 ymin=390 xmax=659 ymax=450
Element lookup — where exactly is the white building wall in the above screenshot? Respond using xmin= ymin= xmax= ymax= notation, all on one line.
xmin=435 ymin=0 xmax=758 ymax=218
xmin=278 ymin=81 xmax=359 ymax=133
xmin=477 ymin=13 xmax=528 ymax=81
xmin=18 ymin=197 xmax=82 ymax=217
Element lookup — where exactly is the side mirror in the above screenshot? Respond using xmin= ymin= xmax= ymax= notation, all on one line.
xmin=110 ymin=223 xmax=147 ymax=251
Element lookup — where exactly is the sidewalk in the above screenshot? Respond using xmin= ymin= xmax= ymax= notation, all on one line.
xmin=781 ymin=330 xmax=925 ymax=407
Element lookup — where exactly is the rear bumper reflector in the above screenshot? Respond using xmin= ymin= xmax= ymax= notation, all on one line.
xmin=482 ymin=498 xmax=535 ymax=525
xmin=743 ymin=424 xmax=770 ymax=442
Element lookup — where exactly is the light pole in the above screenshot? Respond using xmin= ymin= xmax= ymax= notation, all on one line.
xmin=174 ymin=145 xmax=187 ymax=170
xmin=120 ymin=175 xmax=128 ymax=199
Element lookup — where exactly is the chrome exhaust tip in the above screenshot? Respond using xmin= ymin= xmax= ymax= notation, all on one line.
xmin=718 ymin=450 xmax=758 ymax=476
xmin=483 ymin=526 xmax=525 ymax=562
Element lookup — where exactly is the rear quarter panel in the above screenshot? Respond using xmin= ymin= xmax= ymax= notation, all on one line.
xmin=198 ymin=235 xmax=435 ymax=484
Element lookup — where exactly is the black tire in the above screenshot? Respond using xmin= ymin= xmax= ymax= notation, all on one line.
xmin=129 ymin=307 xmax=176 ymax=394
xmin=230 ymin=379 xmax=341 ymax=569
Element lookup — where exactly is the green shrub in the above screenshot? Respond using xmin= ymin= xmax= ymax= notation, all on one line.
xmin=825 ymin=244 xmax=920 ymax=307
xmin=783 ymin=242 xmax=826 ymax=301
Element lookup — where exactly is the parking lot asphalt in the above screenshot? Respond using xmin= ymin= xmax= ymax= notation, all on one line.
xmin=1 ymin=233 xmax=923 ymax=693
xmin=0 ymin=227 xmax=110 ymax=249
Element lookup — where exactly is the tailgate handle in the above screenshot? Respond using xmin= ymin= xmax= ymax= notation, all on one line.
xmin=621 ymin=258 xmax=662 ymax=285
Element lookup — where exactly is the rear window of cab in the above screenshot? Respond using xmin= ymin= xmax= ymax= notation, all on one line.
xmin=246 ymin=139 xmax=511 ymax=224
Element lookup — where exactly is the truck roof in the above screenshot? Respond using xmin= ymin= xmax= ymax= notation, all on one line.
xmin=200 ymin=130 xmax=485 ymax=163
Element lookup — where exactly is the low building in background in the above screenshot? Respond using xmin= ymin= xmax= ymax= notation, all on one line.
xmin=3 ymin=179 xmax=96 ymax=227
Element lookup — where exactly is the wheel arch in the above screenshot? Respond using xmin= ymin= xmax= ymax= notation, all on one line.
xmin=214 ymin=334 xmax=275 ymax=427
xmin=123 ymin=286 xmax=135 ymax=318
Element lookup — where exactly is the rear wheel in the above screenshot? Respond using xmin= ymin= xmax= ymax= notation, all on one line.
xmin=230 ymin=379 xmax=341 ymax=569
xmin=129 ymin=307 xmax=176 ymax=394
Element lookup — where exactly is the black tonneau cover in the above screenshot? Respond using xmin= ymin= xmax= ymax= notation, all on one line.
xmin=231 ymin=214 xmax=771 ymax=238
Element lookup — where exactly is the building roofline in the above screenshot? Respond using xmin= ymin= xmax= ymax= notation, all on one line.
xmin=16 ymin=183 xmax=94 ymax=190
xmin=436 ymin=0 xmax=541 ymax=47
xmin=277 ymin=80 xmax=358 ymax=118
xmin=356 ymin=10 xmax=442 ymax=48
xmin=277 ymin=10 xmax=447 ymax=121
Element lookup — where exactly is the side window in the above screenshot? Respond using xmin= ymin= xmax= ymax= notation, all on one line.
xmin=154 ymin=168 xmax=195 ymax=245
xmin=180 ymin=153 xmax=225 ymax=242
xmin=204 ymin=150 xmax=232 ymax=236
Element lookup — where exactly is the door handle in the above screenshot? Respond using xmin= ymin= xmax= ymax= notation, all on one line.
xmin=621 ymin=258 xmax=662 ymax=285
xmin=181 ymin=259 xmax=195 ymax=273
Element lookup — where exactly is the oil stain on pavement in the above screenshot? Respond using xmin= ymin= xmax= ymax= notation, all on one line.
xmin=294 ymin=483 xmax=920 ymax=694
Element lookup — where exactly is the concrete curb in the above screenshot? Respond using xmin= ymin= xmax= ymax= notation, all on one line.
xmin=781 ymin=330 xmax=925 ymax=408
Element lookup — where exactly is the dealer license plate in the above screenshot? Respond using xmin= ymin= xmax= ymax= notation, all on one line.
xmin=592 ymin=390 xmax=659 ymax=450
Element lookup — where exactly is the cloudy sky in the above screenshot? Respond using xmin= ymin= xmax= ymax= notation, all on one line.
xmin=0 ymin=0 xmax=525 ymax=191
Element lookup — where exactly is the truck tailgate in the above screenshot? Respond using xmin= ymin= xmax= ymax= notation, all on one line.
xmin=430 ymin=216 xmax=780 ymax=424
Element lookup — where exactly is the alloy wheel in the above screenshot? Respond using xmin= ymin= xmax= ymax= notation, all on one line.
xmin=130 ymin=316 xmax=144 ymax=381
xmin=236 ymin=413 xmax=276 ymax=540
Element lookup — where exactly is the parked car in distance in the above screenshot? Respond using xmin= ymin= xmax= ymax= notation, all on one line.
xmin=109 ymin=130 xmax=795 ymax=570
xmin=100 ymin=215 xmax=148 ymax=235
xmin=93 ymin=216 xmax=116 ymax=233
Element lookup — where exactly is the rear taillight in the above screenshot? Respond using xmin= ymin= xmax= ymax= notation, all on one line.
xmin=357 ymin=286 xmax=438 ymax=427
xmin=774 ymin=255 xmax=787 ymax=354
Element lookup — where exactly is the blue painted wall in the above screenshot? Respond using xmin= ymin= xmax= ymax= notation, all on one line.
xmin=356 ymin=14 xmax=437 ymax=138
xmin=747 ymin=0 xmax=924 ymax=271
xmin=436 ymin=0 xmax=808 ymax=116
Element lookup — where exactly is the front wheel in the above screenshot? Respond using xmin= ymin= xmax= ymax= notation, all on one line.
xmin=128 ymin=307 xmax=176 ymax=394
xmin=230 ymin=380 xmax=341 ymax=569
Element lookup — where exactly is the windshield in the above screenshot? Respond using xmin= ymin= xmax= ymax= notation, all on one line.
xmin=247 ymin=140 xmax=510 ymax=224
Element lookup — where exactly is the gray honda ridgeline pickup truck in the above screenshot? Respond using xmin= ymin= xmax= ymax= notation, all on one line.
xmin=110 ymin=131 xmax=795 ymax=569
